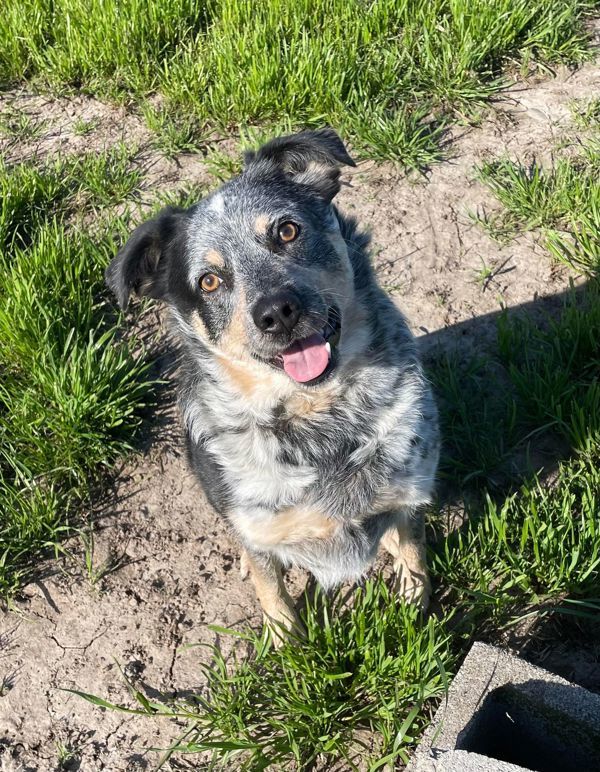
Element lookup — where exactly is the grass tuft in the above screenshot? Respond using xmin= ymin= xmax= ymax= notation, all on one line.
xmin=476 ymin=139 xmax=600 ymax=273
xmin=72 ymin=580 xmax=455 ymax=770
xmin=0 ymin=104 xmax=47 ymax=141
xmin=571 ymin=95 xmax=600 ymax=130
xmin=141 ymin=103 xmax=207 ymax=158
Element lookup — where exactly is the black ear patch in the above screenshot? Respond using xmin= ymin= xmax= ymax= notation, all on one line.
xmin=244 ymin=128 xmax=355 ymax=202
xmin=105 ymin=207 xmax=187 ymax=310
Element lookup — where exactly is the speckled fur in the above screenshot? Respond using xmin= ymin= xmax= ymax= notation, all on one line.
xmin=106 ymin=129 xmax=439 ymax=620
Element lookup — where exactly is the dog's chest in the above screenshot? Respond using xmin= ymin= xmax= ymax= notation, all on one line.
xmin=205 ymin=420 xmax=317 ymax=510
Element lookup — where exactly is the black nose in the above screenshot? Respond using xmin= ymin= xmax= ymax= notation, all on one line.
xmin=252 ymin=291 xmax=302 ymax=335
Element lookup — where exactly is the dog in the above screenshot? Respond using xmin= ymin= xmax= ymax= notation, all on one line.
xmin=106 ymin=128 xmax=440 ymax=640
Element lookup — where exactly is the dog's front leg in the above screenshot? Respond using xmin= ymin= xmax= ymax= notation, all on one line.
xmin=381 ymin=510 xmax=431 ymax=611
xmin=241 ymin=548 xmax=302 ymax=646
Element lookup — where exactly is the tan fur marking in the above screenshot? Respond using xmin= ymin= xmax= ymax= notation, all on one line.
xmin=215 ymin=287 xmax=256 ymax=392
xmin=254 ymin=214 xmax=270 ymax=235
xmin=242 ymin=550 xmax=300 ymax=642
xmin=205 ymin=249 xmax=225 ymax=267
xmin=216 ymin=288 xmax=285 ymax=398
xmin=381 ymin=523 xmax=430 ymax=609
xmin=256 ymin=506 xmax=339 ymax=547
xmin=217 ymin=358 xmax=257 ymax=396
xmin=191 ymin=310 xmax=209 ymax=341
xmin=219 ymin=288 xmax=249 ymax=359
xmin=284 ymin=386 xmax=337 ymax=420
xmin=295 ymin=161 xmax=330 ymax=187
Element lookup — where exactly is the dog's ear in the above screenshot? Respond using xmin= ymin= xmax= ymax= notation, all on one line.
xmin=244 ymin=128 xmax=355 ymax=202
xmin=105 ymin=207 xmax=186 ymax=310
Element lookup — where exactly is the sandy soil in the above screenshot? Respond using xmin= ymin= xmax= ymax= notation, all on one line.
xmin=1 ymin=58 xmax=599 ymax=771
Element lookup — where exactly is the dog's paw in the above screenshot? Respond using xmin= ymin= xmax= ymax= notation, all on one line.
xmin=392 ymin=561 xmax=431 ymax=612
xmin=262 ymin=603 xmax=304 ymax=649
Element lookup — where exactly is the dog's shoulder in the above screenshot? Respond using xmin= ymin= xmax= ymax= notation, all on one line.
xmin=334 ymin=207 xmax=374 ymax=292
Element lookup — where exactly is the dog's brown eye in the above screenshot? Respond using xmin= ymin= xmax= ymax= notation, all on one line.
xmin=278 ymin=221 xmax=299 ymax=243
xmin=200 ymin=273 xmax=222 ymax=293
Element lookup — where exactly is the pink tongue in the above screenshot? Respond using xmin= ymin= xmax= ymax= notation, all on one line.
xmin=281 ymin=333 xmax=330 ymax=383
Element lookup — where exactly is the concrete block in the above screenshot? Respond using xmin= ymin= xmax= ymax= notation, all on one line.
xmin=407 ymin=642 xmax=600 ymax=772
xmin=411 ymin=749 xmax=528 ymax=771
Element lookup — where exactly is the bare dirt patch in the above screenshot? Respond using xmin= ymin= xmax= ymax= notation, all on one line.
xmin=0 ymin=90 xmax=214 ymax=204
xmin=1 ymin=60 xmax=599 ymax=771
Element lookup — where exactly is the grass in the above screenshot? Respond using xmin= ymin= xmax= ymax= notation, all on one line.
xmin=0 ymin=150 xmax=153 ymax=593
xmin=0 ymin=0 xmax=598 ymax=165
xmin=571 ymin=95 xmax=600 ymax=129
xmin=475 ymin=138 xmax=600 ymax=274
xmin=141 ymin=103 xmax=207 ymax=158
xmin=72 ymin=116 xmax=99 ymax=136
xmin=433 ymin=286 xmax=600 ymax=631
xmin=0 ymin=0 xmax=209 ymax=94
xmin=429 ymin=354 xmax=520 ymax=488
xmin=0 ymin=145 xmax=142 ymax=249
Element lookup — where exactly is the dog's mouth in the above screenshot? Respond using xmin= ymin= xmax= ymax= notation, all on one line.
xmin=269 ymin=308 xmax=341 ymax=385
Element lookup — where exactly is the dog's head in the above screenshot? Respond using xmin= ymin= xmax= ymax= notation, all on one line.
xmin=106 ymin=128 xmax=359 ymax=388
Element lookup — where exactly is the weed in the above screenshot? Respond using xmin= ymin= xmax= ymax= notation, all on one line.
xmin=72 ymin=116 xmax=99 ymax=136
xmin=142 ymin=103 xmax=207 ymax=158
xmin=79 ymin=526 xmax=131 ymax=587
xmin=472 ymin=258 xmax=495 ymax=289
xmin=0 ymin=106 xmax=46 ymax=141
xmin=55 ymin=741 xmax=77 ymax=769
xmin=471 ymin=255 xmax=515 ymax=291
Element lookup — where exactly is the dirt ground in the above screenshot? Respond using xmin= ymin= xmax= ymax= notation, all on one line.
xmin=1 ymin=58 xmax=599 ymax=771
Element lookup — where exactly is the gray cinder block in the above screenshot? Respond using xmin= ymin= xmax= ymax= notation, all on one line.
xmin=410 ymin=749 xmax=528 ymax=771
xmin=407 ymin=642 xmax=600 ymax=772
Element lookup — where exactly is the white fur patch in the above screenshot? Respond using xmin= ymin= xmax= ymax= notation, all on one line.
xmin=207 ymin=192 xmax=225 ymax=214
xmin=209 ymin=429 xmax=316 ymax=510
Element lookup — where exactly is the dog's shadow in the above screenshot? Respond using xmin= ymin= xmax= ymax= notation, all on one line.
xmin=415 ymin=277 xmax=600 ymax=690
xmin=420 ymin=279 xmax=591 ymax=503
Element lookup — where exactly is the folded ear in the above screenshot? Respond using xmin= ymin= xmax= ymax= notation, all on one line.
xmin=105 ymin=207 xmax=187 ymax=310
xmin=244 ymin=128 xmax=355 ymax=202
